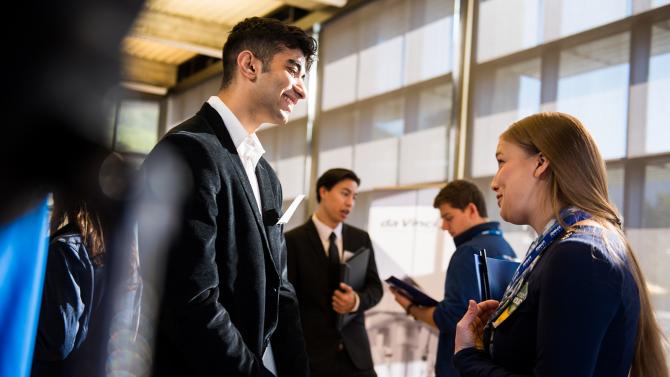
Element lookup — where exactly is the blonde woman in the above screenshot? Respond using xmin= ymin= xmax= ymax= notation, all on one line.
xmin=453 ymin=112 xmax=668 ymax=377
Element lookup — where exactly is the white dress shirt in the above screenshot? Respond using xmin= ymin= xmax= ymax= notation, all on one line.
xmin=312 ymin=214 xmax=360 ymax=311
xmin=312 ymin=213 xmax=343 ymax=260
xmin=207 ymin=96 xmax=265 ymax=213
xmin=207 ymin=96 xmax=277 ymax=375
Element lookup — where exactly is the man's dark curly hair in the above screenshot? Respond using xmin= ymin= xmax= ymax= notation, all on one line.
xmin=221 ymin=17 xmax=317 ymax=88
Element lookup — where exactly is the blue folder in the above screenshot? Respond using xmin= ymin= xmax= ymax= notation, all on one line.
xmin=474 ymin=249 xmax=520 ymax=302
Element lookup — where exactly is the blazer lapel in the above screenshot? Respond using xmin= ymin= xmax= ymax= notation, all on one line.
xmin=256 ymin=162 xmax=280 ymax=270
xmin=198 ymin=104 xmax=273 ymax=263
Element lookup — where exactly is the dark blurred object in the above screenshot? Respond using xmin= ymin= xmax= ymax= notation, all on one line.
xmin=31 ymin=152 xmax=143 ymax=377
xmin=1 ymin=1 xmax=144 ymax=225
xmin=0 ymin=2 xmax=144 ymax=376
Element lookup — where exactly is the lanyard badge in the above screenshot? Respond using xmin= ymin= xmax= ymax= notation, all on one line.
xmin=489 ymin=208 xmax=590 ymax=330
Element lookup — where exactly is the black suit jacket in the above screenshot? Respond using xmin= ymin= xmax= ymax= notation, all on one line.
xmin=140 ymin=103 xmax=309 ymax=377
xmin=285 ymin=219 xmax=383 ymax=372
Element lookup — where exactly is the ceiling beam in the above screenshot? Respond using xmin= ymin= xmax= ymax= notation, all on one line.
xmin=121 ymin=81 xmax=168 ymax=96
xmin=130 ymin=9 xmax=230 ymax=58
xmin=122 ymin=55 xmax=178 ymax=88
xmin=282 ymin=0 xmax=347 ymax=9
xmin=291 ymin=8 xmax=340 ymax=30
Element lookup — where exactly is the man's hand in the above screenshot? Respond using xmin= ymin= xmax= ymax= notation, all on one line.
xmin=389 ymin=287 xmax=413 ymax=312
xmin=332 ymin=283 xmax=357 ymax=314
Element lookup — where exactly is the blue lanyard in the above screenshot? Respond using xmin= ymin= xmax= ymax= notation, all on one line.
xmin=490 ymin=207 xmax=591 ymax=324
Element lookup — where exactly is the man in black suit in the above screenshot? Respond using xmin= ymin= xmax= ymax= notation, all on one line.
xmin=139 ymin=17 xmax=316 ymax=377
xmin=285 ymin=169 xmax=383 ymax=377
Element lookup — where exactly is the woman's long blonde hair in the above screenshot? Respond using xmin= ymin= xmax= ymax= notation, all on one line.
xmin=502 ymin=112 xmax=668 ymax=377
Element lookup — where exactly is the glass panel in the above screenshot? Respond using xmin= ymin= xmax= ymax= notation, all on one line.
xmin=257 ymin=122 xmax=306 ymax=199
xmin=355 ymin=97 xmax=403 ymax=190
xmin=322 ymin=55 xmax=358 ymax=110
xmin=477 ymin=0 xmax=542 ymax=62
xmin=607 ymin=164 xmax=625 ymax=217
xmin=318 ymin=108 xmax=356 ymax=176
xmin=321 ymin=13 xmax=359 ymax=111
xmin=257 ymin=124 xmax=279 ymax=171
xmin=417 ymin=82 xmax=452 ymax=131
xmin=545 ymin=0 xmax=630 ymax=39
xmin=628 ymin=159 xmax=670 ymax=347
xmin=290 ymin=73 xmax=309 ymax=120
xmin=399 ymin=82 xmax=452 ymax=185
xmin=115 ymin=100 xmax=160 ymax=154
xmin=557 ymin=33 xmax=630 ymax=160
xmin=404 ymin=0 xmax=454 ymax=84
xmin=472 ymin=59 xmax=541 ymax=177
xmin=646 ymin=21 xmax=670 ymax=155
xmin=358 ymin=37 xmax=404 ymax=100
xmin=371 ymin=98 xmax=405 ymax=140
xmin=642 ymin=160 xmax=670 ymax=228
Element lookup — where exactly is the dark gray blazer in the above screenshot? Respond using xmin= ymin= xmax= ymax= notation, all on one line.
xmin=140 ymin=103 xmax=309 ymax=377
xmin=285 ymin=220 xmax=382 ymax=373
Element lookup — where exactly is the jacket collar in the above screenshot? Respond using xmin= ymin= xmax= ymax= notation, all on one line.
xmin=453 ymin=221 xmax=501 ymax=247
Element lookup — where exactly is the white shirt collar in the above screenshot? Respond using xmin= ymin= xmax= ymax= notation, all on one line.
xmin=207 ymin=96 xmax=265 ymax=168
xmin=312 ymin=213 xmax=343 ymax=242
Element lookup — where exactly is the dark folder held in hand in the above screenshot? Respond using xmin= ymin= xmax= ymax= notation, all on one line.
xmin=384 ymin=276 xmax=438 ymax=307
xmin=474 ymin=249 xmax=520 ymax=302
xmin=337 ymin=247 xmax=370 ymax=330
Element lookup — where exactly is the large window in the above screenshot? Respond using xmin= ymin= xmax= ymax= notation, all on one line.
xmin=645 ymin=20 xmax=670 ymax=155
xmin=321 ymin=0 xmax=454 ymax=110
xmin=548 ymin=0 xmax=630 ymax=39
xmin=556 ymin=33 xmax=630 ymax=160
xmin=477 ymin=0 xmax=542 ymax=62
xmin=472 ymin=59 xmax=541 ymax=177
xmin=628 ymin=158 xmax=670 ymax=337
xmin=115 ymin=99 xmax=160 ymax=154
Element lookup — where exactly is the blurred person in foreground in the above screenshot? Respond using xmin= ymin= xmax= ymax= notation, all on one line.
xmin=453 ymin=112 xmax=669 ymax=377
xmin=139 ymin=17 xmax=316 ymax=377
xmin=390 ymin=180 xmax=516 ymax=377
xmin=31 ymin=152 xmax=141 ymax=377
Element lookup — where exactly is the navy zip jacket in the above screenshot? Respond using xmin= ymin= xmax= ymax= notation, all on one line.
xmin=433 ymin=222 xmax=516 ymax=377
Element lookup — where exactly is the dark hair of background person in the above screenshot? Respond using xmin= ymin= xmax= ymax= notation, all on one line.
xmin=315 ymin=168 xmax=361 ymax=203
xmin=50 ymin=152 xmax=138 ymax=268
xmin=433 ymin=179 xmax=488 ymax=218
xmin=502 ymin=112 xmax=668 ymax=377
xmin=220 ymin=16 xmax=318 ymax=88
xmin=50 ymin=192 xmax=107 ymax=267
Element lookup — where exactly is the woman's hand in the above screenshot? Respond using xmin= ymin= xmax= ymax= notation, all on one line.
xmin=455 ymin=299 xmax=500 ymax=353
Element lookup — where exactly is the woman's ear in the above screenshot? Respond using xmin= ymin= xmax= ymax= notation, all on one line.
xmin=534 ymin=153 xmax=550 ymax=178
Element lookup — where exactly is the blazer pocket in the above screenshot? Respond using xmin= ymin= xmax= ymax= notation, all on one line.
xmin=263 ymin=208 xmax=283 ymax=226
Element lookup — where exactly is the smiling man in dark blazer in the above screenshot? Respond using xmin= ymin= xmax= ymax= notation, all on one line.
xmin=285 ymin=168 xmax=383 ymax=377
xmin=139 ymin=18 xmax=316 ymax=377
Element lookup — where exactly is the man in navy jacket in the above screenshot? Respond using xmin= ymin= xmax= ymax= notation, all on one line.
xmin=391 ymin=180 xmax=516 ymax=377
